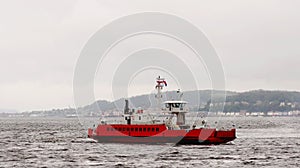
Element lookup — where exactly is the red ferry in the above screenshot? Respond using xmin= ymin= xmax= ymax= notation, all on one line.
xmin=88 ymin=76 xmax=236 ymax=145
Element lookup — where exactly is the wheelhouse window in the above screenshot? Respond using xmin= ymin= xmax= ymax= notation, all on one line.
xmin=174 ymin=103 xmax=180 ymax=108
xmin=165 ymin=104 xmax=170 ymax=108
xmin=156 ymin=128 xmax=159 ymax=132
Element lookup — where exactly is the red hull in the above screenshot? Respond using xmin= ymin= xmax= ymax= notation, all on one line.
xmin=88 ymin=124 xmax=236 ymax=145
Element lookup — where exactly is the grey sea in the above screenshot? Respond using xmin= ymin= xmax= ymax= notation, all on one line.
xmin=0 ymin=117 xmax=299 ymax=168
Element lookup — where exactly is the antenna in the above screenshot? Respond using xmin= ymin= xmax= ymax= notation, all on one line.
xmin=177 ymin=89 xmax=183 ymax=101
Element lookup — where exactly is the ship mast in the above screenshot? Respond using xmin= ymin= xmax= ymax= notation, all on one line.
xmin=155 ymin=76 xmax=167 ymax=108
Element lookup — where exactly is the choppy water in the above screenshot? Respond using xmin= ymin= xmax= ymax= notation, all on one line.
xmin=0 ymin=117 xmax=299 ymax=167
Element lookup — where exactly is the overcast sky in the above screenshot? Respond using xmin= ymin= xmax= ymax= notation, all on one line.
xmin=1 ymin=0 xmax=300 ymax=111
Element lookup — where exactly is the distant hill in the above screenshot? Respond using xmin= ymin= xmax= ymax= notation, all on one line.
xmin=13 ymin=89 xmax=300 ymax=117
xmin=77 ymin=90 xmax=237 ymax=114
xmin=79 ymin=90 xmax=300 ymax=114
xmin=222 ymin=90 xmax=300 ymax=112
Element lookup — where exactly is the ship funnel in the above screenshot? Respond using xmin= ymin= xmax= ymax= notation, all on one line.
xmin=124 ymin=99 xmax=130 ymax=114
